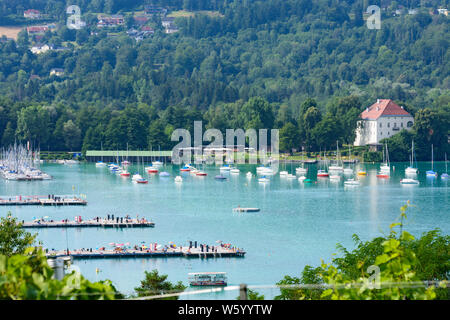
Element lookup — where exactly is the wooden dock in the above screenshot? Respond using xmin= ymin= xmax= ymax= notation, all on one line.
xmin=22 ymin=217 xmax=154 ymax=229
xmin=46 ymin=243 xmax=246 ymax=259
xmin=0 ymin=195 xmax=87 ymax=206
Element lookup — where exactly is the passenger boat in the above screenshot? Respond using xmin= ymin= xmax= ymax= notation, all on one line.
xmin=400 ymin=178 xmax=419 ymax=185
xmin=188 ymin=272 xmax=227 ymax=286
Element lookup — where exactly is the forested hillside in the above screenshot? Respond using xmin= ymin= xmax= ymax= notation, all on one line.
xmin=0 ymin=0 xmax=448 ymax=159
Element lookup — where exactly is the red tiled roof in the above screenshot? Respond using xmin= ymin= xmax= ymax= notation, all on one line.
xmin=360 ymin=99 xmax=411 ymax=120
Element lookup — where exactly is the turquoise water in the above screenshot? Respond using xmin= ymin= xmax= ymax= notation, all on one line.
xmin=1 ymin=162 xmax=449 ymax=299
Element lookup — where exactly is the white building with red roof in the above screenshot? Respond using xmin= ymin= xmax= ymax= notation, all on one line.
xmin=24 ymin=9 xmax=41 ymax=19
xmin=354 ymin=99 xmax=414 ymax=146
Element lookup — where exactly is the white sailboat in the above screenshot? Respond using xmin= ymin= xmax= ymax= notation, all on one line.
xmin=442 ymin=153 xmax=449 ymax=179
xmin=329 ymin=141 xmax=343 ymax=172
xmin=343 ymin=145 xmax=354 ymax=175
xmin=405 ymin=141 xmax=418 ymax=175
xmin=296 ymin=151 xmax=307 ymax=175
xmin=426 ymin=144 xmax=438 ymax=177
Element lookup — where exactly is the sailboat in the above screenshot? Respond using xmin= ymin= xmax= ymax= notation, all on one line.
xmin=317 ymin=150 xmax=329 ymax=178
xmin=343 ymin=145 xmax=354 ymax=175
xmin=96 ymin=142 xmax=106 ymax=167
xmin=426 ymin=144 xmax=438 ymax=177
xmin=296 ymin=150 xmax=307 ymax=175
xmin=405 ymin=141 xmax=418 ymax=175
xmin=441 ymin=153 xmax=448 ymax=179
xmin=280 ymin=159 xmax=288 ymax=176
xmin=329 ymin=141 xmax=343 ymax=171
xmin=377 ymin=143 xmax=390 ymax=178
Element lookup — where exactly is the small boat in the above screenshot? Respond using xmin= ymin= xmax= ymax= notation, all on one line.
xmin=174 ymin=176 xmax=183 ymax=183
xmin=357 ymin=170 xmax=367 ymax=176
xmin=159 ymin=171 xmax=170 ymax=177
xmin=380 ymin=143 xmax=391 ymax=173
xmin=136 ymin=178 xmax=148 ymax=184
xmin=196 ymin=171 xmax=207 ymax=176
xmin=258 ymin=176 xmax=270 ymax=183
xmin=329 ymin=141 xmax=344 ymax=171
xmin=120 ymin=170 xmax=130 ymax=177
xmin=152 ymin=161 xmax=163 ymax=167
xmin=188 ymin=272 xmax=227 ymax=287
xmin=286 ymin=173 xmax=296 ymax=179
xmin=146 ymin=166 xmax=158 ymax=173
xmin=298 ymin=176 xmax=306 ymax=182
xmin=279 ymin=170 xmax=288 ymax=176
xmin=230 ymin=168 xmax=240 ymax=174
xmin=303 ymin=178 xmax=313 ymax=183
xmin=180 ymin=165 xmax=191 ymax=172
xmin=400 ymin=178 xmax=419 ymax=185
xmin=344 ymin=179 xmax=360 ymax=186
xmin=317 ymin=170 xmax=329 ymax=177
xmin=214 ymin=175 xmax=227 ymax=180
xmin=376 ymin=173 xmax=390 ymax=179
xmin=219 ymin=165 xmax=231 ymax=171
xmin=246 ymin=172 xmax=252 ymax=178
xmin=96 ymin=161 xmax=106 ymax=167
xmin=132 ymin=173 xmax=143 ymax=181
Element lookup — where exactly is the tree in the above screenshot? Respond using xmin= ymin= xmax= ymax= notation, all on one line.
xmin=134 ymin=269 xmax=186 ymax=299
xmin=302 ymin=106 xmax=322 ymax=150
xmin=16 ymin=105 xmax=50 ymax=147
xmin=413 ymin=108 xmax=448 ymax=161
xmin=0 ymin=215 xmax=36 ymax=257
xmin=279 ymin=122 xmax=299 ymax=153
xmin=63 ymin=120 xmax=82 ymax=151
xmin=0 ymin=247 xmax=121 ymax=300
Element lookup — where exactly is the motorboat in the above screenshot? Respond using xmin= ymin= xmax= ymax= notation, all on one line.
xmin=400 ymin=178 xmax=419 ymax=185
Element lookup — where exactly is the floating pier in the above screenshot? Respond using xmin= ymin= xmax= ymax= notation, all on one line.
xmin=22 ymin=216 xmax=154 ymax=229
xmin=233 ymin=207 xmax=260 ymax=212
xmin=0 ymin=195 xmax=87 ymax=206
xmin=46 ymin=242 xmax=245 ymax=260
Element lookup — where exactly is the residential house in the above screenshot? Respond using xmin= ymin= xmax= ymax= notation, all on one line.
xmin=97 ymin=14 xmax=125 ymax=28
xmin=26 ymin=26 xmax=49 ymax=35
xmin=50 ymin=68 xmax=64 ymax=76
xmin=354 ymin=99 xmax=414 ymax=147
xmin=24 ymin=9 xmax=41 ymax=19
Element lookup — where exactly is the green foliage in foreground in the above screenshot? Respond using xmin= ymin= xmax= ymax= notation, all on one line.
xmin=0 ymin=247 xmax=121 ymax=300
xmin=134 ymin=269 xmax=187 ymax=300
xmin=0 ymin=215 xmax=36 ymax=256
xmin=273 ymin=202 xmax=449 ymax=300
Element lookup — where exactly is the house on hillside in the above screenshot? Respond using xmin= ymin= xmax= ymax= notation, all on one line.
xmin=144 ymin=5 xmax=167 ymax=16
xmin=50 ymin=68 xmax=64 ymax=76
xmin=31 ymin=43 xmax=69 ymax=54
xmin=353 ymin=99 xmax=414 ymax=147
xmin=26 ymin=26 xmax=48 ymax=35
xmin=438 ymin=8 xmax=448 ymax=16
xmin=24 ymin=9 xmax=41 ymax=19
xmin=162 ymin=17 xmax=179 ymax=34
xmin=97 ymin=14 xmax=124 ymax=28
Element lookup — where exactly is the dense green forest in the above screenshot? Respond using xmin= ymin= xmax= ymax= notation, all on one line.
xmin=0 ymin=0 xmax=448 ymax=160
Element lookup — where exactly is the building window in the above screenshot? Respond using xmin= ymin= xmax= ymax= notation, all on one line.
xmin=380 ymin=123 xmax=382 ymax=128
xmin=401 ymin=122 xmax=403 ymax=127
xmin=387 ymin=123 xmax=390 ymax=128
xmin=407 ymin=121 xmax=413 ymax=128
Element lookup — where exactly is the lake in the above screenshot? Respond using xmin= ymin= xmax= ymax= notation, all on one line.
xmin=1 ymin=161 xmax=448 ymax=299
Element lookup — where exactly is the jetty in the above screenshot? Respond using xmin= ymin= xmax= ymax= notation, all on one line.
xmin=22 ymin=216 xmax=154 ymax=229
xmin=46 ymin=242 xmax=245 ymax=259
xmin=0 ymin=195 xmax=87 ymax=206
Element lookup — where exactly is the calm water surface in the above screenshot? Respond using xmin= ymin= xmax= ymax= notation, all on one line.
xmin=1 ymin=162 xmax=448 ymax=299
